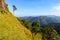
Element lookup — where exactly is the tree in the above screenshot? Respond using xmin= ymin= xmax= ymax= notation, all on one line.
xmin=31 ymin=20 xmax=41 ymax=40
xmin=21 ymin=18 xmax=32 ymax=30
xmin=42 ymin=24 xmax=58 ymax=40
xmin=31 ymin=20 xmax=40 ymax=34
xmin=12 ymin=5 xmax=17 ymax=14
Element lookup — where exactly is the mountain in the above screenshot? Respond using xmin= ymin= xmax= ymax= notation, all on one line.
xmin=18 ymin=16 xmax=60 ymax=25
xmin=18 ymin=16 xmax=60 ymax=33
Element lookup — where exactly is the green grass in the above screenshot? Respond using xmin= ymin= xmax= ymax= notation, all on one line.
xmin=0 ymin=10 xmax=32 ymax=40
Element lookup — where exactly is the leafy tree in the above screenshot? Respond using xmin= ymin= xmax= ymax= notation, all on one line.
xmin=20 ymin=19 xmax=42 ymax=40
xmin=31 ymin=20 xmax=41 ymax=40
xmin=42 ymin=24 xmax=58 ymax=40
xmin=21 ymin=18 xmax=32 ymax=30
xmin=12 ymin=5 xmax=17 ymax=14
xmin=31 ymin=20 xmax=41 ymax=34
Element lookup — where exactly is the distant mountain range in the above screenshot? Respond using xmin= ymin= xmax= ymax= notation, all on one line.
xmin=17 ymin=15 xmax=60 ymax=33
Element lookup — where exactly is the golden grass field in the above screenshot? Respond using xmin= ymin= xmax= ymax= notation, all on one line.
xmin=0 ymin=10 xmax=42 ymax=40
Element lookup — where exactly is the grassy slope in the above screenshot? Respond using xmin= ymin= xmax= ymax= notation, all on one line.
xmin=34 ymin=33 xmax=42 ymax=40
xmin=0 ymin=10 xmax=32 ymax=40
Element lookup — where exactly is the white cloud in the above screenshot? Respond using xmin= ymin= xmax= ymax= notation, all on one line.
xmin=48 ymin=5 xmax=60 ymax=16
xmin=53 ymin=6 xmax=60 ymax=10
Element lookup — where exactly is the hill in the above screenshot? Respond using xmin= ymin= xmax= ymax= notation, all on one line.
xmin=0 ymin=10 xmax=32 ymax=40
xmin=18 ymin=16 xmax=60 ymax=33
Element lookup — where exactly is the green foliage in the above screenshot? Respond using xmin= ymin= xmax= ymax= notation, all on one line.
xmin=12 ymin=5 xmax=17 ymax=14
xmin=21 ymin=18 xmax=32 ymax=30
xmin=42 ymin=25 xmax=59 ymax=40
xmin=20 ymin=19 xmax=41 ymax=34
xmin=13 ymin=5 xmax=17 ymax=11
xmin=0 ymin=10 xmax=7 ymax=14
xmin=20 ymin=19 xmax=42 ymax=40
xmin=17 ymin=17 xmax=60 ymax=40
xmin=31 ymin=21 xmax=40 ymax=34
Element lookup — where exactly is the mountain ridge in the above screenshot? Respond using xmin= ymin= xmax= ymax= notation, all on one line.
xmin=17 ymin=15 xmax=60 ymax=33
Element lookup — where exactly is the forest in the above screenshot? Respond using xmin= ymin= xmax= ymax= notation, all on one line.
xmin=17 ymin=17 xmax=60 ymax=40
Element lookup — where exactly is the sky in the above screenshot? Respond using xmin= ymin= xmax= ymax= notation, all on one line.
xmin=5 ymin=0 xmax=60 ymax=17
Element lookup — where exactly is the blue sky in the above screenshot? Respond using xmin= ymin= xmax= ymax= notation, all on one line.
xmin=5 ymin=0 xmax=60 ymax=17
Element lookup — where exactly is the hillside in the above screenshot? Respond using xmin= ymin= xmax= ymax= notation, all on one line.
xmin=0 ymin=10 xmax=32 ymax=40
